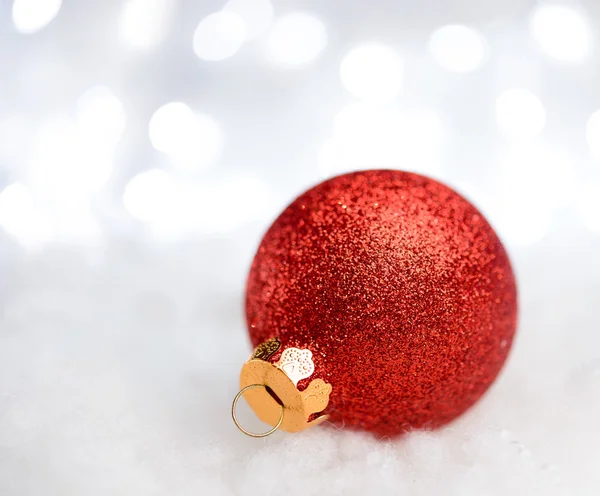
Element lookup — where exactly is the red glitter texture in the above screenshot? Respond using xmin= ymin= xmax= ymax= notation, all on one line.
xmin=246 ymin=170 xmax=517 ymax=437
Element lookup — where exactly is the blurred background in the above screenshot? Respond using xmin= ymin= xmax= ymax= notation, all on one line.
xmin=0 ymin=1 xmax=599 ymax=495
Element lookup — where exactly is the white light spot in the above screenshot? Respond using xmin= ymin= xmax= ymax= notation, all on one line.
xmin=123 ymin=170 xmax=268 ymax=236
xmin=576 ymin=182 xmax=600 ymax=232
xmin=224 ymin=0 xmax=273 ymax=41
xmin=429 ymin=25 xmax=488 ymax=72
xmin=486 ymin=171 xmax=553 ymax=246
xmin=30 ymin=116 xmax=113 ymax=205
xmin=496 ymin=203 xmax=552 ymax=246
xmin=586 ymin=110 xmax=600 ymax=159
xmin=200 ymin=176 xmax=270 ymax=234
xmin=501 ymin=145 xmax=577 ymax=209
xmin=340 ymin=44 xmax=403 ymax=104
xmin=12 ymin=0 xmax=62 ymax=34
xmin=490 ymin=145 xmax=576 ymax=246
xmin=0 ymin=183 xmax=53 ymax=248
xmin=266 ymin=12 xmax=327 ymax=67
xmin=320 ymin=103 xmax=442 ymax=177
xmin=193 ymin=11 xmax=246 ymax=61
xmin=77 ymin=86 xmax=126 ymax=149
xmin=123 ymin=169 xmax=176 ymax=224
xmin=119 ymin=0 xmax=174 ymax=49
xmin=496 ymin=88 xmax=546 ymax=140
xmin=531 ymin=4 xmax=591 ymax=62
xmin=148 ymin=102 xmax=223 ymax=166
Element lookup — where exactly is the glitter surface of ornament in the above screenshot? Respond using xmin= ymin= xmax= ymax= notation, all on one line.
xmin=246 ymin=170 xmax=518 ymax=436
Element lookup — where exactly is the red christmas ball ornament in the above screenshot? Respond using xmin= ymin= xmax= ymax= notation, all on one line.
xmin=233 ymin=170 xmax=517 ymax=438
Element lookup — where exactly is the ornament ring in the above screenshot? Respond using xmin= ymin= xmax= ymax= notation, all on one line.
xmin=231 ymin=384 xmax=284 ymax=438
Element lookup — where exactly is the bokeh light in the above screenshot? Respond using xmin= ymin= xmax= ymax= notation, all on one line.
xmin=320 ymin=103 xmax=442 ymax=177
xmin=586 ymin=110 xmax=600 ymax=159
xmin=429 ymin=25 xmax=488 ymax=73
xmin=77 ymin=86 xmax=126 ymax=149
xmin=200 ymin=175 xmax=270 ymax=234
xmin=30 ymin=116 xmax=114 ymax=203
xmin=119 ymin=0 xmax=174 ymax=49
xmin=340 ymin=43 xmax=403 ymax=104
xmin=490 ymin=144 xmax=576 ymax=246
xmin=496 ymin=88 xmax=546 ymax=139
xmin=224 ymin=0 xmax=273 ymax=41
xmin=124 ymin=170 xmax=269 ymax=236
xmin=193 ymin=11 xmax=246 ymax=61
xmin=530 ymin=4 xmax=591 ymax=63
xmin=494 ymin=199 xmax=553 ymax=246
xmin=123 ymin=168 xmax=205 ymax=237
xmin=576 ymin=182 xmax=600 ymax=232
xmin=266 ymin=13 xmax=328 ymax=67
xmin=123 ymin=169 xmax=176 ymax=224
xmin=12 ymin=0 xmax=62 ymax=34
xmin=501 ymin=145 xmax=577 ymax=209
xmin=148 ymin=102 xmax=223 ymax=166
xmin=0 ymin=183 xmax=53 ymax=249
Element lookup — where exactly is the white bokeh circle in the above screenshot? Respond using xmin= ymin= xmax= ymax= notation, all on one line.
xmin=496 ymin=88 xmax=546 ymax=140
xmin=340 ymin=43 xmax=403 ymax=104
xmin=193 ymin=11 xmax=246 ymax=61
xmin=148 ymin=102 xmax=223 ymax=166
xmin=119 ymin=0 xmax=174 ymax=49
xmin=224 ymin=0 xmax=273 ymax=41
xmin=266 ymin=13 xmax=327 ymax=67
xmin=530 ymin=4 xmax=591 ymax=63
xmin=12 ymin=0 xmax=62 ymax=34
xmin=429 ymin=25 xmax=488 ymax=72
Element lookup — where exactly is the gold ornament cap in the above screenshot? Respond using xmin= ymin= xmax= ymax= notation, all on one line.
xmin=231 ymin=337 xmax=332 ymax=437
